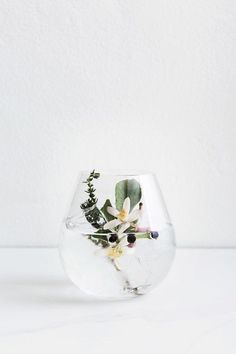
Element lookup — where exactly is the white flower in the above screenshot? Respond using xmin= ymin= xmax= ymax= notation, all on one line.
xmin=104 ymin=197 xmax=141 ymax=234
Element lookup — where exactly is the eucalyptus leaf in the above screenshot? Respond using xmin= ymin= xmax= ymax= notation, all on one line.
xmin=83 ymin=206 xmax=105 ymax=229
xmin=115 ymin=179 xmax=142 ymax=211
xmin=101 ymin=199 xmax=115 ymax=222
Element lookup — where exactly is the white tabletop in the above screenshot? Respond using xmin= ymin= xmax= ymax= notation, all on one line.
xmin=0 ymin=248 xmax=235 ymax=354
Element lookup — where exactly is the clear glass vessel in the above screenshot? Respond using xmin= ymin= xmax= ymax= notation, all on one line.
xmin=59 ymin=170 xmax=175 ymax=299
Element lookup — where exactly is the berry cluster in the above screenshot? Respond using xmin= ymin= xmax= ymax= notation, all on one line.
xmin=108 ymin=233 xmax=137 ymax=245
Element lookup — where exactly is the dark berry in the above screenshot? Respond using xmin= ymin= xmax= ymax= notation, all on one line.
xmin=109 ymin=233 xmax=118 ymax=243
xmin=151 ymin=231 xmax=159 ymax=239
xmin=127 ymin=233 xmax=136 ymax=244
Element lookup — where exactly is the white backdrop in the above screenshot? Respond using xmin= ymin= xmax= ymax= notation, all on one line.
xmin=0 ymin=0 xmax=235 ymax=247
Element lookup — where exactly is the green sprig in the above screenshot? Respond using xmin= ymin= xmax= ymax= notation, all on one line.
xmin=80 ymin=170 xmax=106 ymax=229
xmin=81 ymin=170 xmax=100 ymax=210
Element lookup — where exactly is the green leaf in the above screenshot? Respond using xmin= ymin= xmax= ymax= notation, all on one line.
xmin=115 ymin=179 xmax=142 ymax=211
xmin=101 ymin=199 xmax=115 ymax=222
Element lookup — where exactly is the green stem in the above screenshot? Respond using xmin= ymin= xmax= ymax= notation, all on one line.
xmin=87 ymin=232 xmax=152 ymax=245
xmin=135 ymin=232 xmax=152 ymax=240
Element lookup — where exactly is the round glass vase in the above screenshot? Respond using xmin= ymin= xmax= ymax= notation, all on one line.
xmin=59 ymin=170 xmax=175 ymax=299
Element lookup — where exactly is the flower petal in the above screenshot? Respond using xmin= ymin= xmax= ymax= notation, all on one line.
xmin=107 ymin=206 xmax=119 ymax=217
xmin=107 ymin=245 xmax=124 ymax=259
xmin=117 ymin=222 xmax=130 ymax=235
xmin=118 ymin=237 xmax=127 ymax=247
xmin=127 ymin=209 xmax=141 ymax=222
xmin=122 ymin=197 xmax=130 ymax=213
xmin=104 ymin=219 xmax=121 ymax=230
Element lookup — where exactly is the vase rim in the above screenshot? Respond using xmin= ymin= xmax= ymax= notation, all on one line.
xmin=80 ymin=169 xmax=155 ymax=177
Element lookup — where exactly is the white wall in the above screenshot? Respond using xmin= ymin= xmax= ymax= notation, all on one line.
xmin=0 ymin=0 xmax=235 ymax=247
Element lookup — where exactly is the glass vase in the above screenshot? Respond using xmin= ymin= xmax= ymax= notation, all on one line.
xmin=59 ymin=170 xmax=175 ymax=299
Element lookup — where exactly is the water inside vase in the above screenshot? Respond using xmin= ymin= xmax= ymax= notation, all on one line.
xmin=59 ymin=221 xmax=175 ymax=299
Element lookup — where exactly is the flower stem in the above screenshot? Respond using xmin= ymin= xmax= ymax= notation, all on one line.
xmin=111 ymin=259 xmax=121 ymax=271
xmin=110 ymin=258 xmax=141 ymax=295
xmin=135 ymin=232 xmax=152 ymax=240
